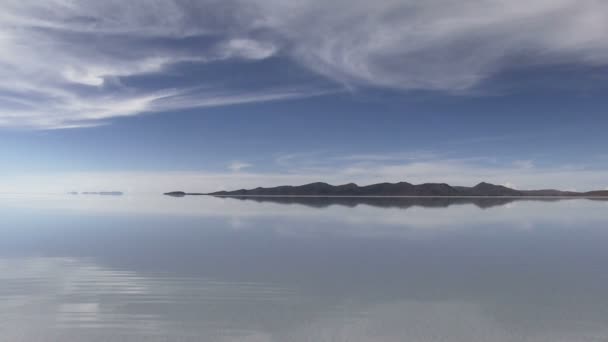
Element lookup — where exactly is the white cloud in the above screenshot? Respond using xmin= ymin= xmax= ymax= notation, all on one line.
xmin=219 ymin=39 xmax=278 ymax=60
xmin=1 ymin=0 xmax=608 ymax=128
xmin=512 ymin=160 xmax=535 ymax=169
xmin=228 ymin=161 xmax=253 ymax=172
xmin=253 ymin=0 xmax=608 ymax=91
xmin=338 ymin=151 xmax=438 ymax=162
xmin=0 ymin=0 xmax=316 ymax=129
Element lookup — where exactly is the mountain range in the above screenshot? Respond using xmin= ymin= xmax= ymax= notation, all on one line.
xmin=164 ymin=182 xmax=608 ymax=197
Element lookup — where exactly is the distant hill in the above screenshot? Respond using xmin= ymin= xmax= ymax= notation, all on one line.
xmin=72 ymin=191 xmax=124 ymax=196
xmin=165 ymin=181 xmax=607 ymax=197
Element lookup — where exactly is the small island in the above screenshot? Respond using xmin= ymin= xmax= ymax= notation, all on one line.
xmin=164 ymin=191 xmax=187 ymax=197
xmin=70 ymin=191 xmax=124 ymax=196
xmin=165 ymin=181 xmax=608 ymax=197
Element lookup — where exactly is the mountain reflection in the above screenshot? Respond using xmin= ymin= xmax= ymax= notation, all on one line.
xmin=213 ymin=195 xmax=591 ymax=209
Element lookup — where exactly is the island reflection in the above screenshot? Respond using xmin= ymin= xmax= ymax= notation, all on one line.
xmin=211 ymin=195 xmax=604 ymax=210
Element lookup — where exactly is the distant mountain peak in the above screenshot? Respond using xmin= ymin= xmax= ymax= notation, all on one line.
xmin=474 ymin=181 xmax=500 ymax=188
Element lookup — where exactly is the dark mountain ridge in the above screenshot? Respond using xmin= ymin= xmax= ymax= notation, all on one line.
xmin=165 ymin=181 xmax=607 ymax=197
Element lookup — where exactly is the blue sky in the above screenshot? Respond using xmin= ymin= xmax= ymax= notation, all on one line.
xmin=0 ymin=0 xmax=607 ymax=193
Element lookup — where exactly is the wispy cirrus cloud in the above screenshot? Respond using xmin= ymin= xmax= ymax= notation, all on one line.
xmin=255 ymin=0 xmax=608 ymax=91
xmin=0 ymin=0 xmax=325 ymax=129
xmin=1 ymin=0 xmax=608 ymax=128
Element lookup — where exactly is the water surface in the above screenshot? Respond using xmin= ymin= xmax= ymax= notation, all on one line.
xmin=1 ymin=195 xmax=607 ymax=341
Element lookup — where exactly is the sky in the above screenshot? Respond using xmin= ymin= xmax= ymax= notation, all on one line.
xmin=0 ymin=0 xmax=608 ymax=193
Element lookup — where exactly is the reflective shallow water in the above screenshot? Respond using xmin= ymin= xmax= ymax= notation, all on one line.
xmin=1 ymin=195 xmax=607 ymax=341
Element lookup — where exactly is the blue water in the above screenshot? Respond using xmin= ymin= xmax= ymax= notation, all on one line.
xmin=1 ymin=195 xmax=607 ymax=341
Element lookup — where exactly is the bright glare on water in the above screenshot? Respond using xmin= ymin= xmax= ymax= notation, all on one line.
xmin=1 ymin=194 xmax=608 ymax=341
